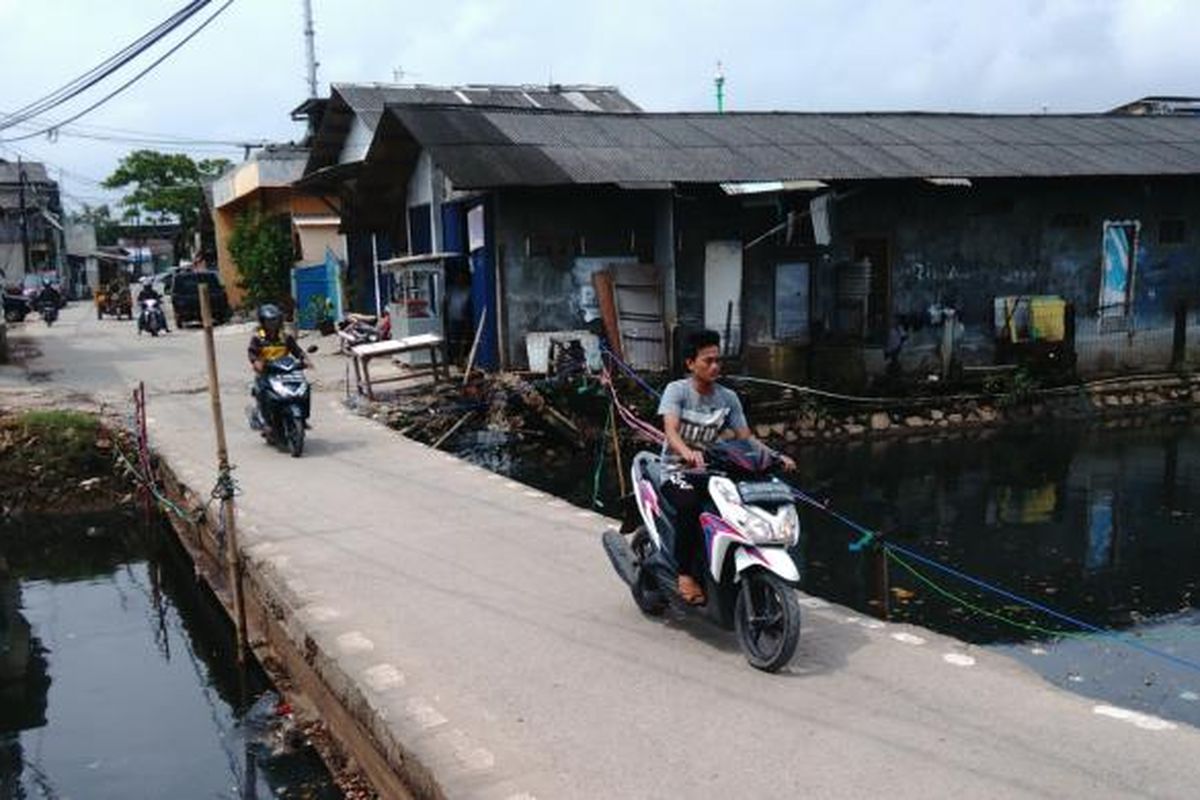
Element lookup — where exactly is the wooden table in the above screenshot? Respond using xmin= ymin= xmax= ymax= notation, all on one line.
xmin=350 ymin=333 xmax=447 ymax=399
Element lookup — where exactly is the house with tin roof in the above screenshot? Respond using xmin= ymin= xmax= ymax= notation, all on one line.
xmin=299 ymin=90 xmax=1200 ymax=384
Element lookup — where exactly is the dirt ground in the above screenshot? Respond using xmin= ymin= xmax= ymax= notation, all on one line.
xmin=0 ymin=407 xmax=139 ymax=519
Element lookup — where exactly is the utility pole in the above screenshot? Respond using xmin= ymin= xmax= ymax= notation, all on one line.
xmin=17 ymin=157 xmax=30 ymax=276
xmin=714 ymin=61 xmax=725 ymax=114
xmin=302 ymin=0 xmax=319 ymax=98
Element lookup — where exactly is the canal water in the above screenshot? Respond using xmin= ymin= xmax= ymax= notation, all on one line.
xmin=0 ymin=514 xmax=341 ymax=799
xmin=457 ymin=416 xmax=1200 ymax=728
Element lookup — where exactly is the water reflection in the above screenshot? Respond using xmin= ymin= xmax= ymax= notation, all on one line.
xmin=0 ymin=515 xmax=340 ymax=799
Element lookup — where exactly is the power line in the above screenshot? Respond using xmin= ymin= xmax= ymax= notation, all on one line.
xmin=2 ymin=115 xmax=266 ymax=149
xmin=1 ymin=0 xmax=237 ymax=143
xmin=0 ymin=1 xmax=212 ymax=132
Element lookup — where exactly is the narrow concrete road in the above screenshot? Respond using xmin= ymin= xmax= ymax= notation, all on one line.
xmin=4 ymin=304 xmax=1198 ymax=799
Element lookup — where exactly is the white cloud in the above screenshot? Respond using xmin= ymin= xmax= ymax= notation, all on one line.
xmin=0 ymin=0 xmax=1197 ymax=208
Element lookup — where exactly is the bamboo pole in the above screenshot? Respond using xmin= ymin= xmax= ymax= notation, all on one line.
xmin=609 ymin=400 xmax=627 ymax=496
xmin=432 ymin=410 xmax=475 ymax=450
xmin=199 ymin=283 xmax=249 ymax=664
xmin=462 ymin=307 xmax=487 ymax=389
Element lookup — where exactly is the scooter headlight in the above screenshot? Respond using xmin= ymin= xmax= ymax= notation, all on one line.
xmin=741 ymin=505 xmax=799 ymax=546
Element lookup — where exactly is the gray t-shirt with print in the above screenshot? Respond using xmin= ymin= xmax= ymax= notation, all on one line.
xmin=657 ymin=378 xmax=748 ymax=452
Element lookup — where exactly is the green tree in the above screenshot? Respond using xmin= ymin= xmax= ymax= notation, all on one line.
xmin=227 ymin=211 xmax=294 ymax=310
xmin=68 ymin=203 xmax=120 ymax=246
xmin=101 ymin=150 xmax=230 ymax=259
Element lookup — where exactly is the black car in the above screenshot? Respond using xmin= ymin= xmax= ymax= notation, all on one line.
xmin=171 ymin=271 xmax=231 ymax=326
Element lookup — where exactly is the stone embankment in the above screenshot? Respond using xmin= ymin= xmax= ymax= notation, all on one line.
xmin=751 ymin=373 xmax=1200 ymax=447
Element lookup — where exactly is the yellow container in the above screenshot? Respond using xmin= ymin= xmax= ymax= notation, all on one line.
xmin=1030 ymin=296 xmax=1066 ymax=342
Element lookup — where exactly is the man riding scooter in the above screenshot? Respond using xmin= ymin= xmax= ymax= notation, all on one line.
xmin=658 ymin=329 xmax=795 ymax=605
xmin=248 ymin=304 xmax=310 ymax=438
xmin=137 ymin=278 xmax=168 ymax=333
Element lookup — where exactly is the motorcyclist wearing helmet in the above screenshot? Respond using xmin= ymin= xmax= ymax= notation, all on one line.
xmin=137 ymin=278 xmax=167 ymax=331
xmin=248 ymin=304 xmax=309 ymax=433
xmin=36 ymin=278 xmax=62 ymax=309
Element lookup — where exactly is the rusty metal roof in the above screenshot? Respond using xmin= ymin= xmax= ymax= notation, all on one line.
xmin=384 ymin=106 xmax=1200 ymax=188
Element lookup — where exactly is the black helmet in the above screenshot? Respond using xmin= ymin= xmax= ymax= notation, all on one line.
xmin=258 ymin=303 xmax=283 ymax=330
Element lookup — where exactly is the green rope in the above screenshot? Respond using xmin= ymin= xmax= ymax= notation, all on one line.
xmin=884 ymin=547 xmax=1089 ymax=640
xmin=591 ymin=405 xmax=612 ymax=509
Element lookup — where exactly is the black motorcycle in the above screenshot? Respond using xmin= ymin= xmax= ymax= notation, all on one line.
xmin=137 ymin=298 xmax=168 ymax=336
xmin=3 ymin=292 xmax=31 ymax=323
xmin=250 ymin=356 xmax=311 ymax=457
xmin=39 ymin=299 xmax=59 ymax=326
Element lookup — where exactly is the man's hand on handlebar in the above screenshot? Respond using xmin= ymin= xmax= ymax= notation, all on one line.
xmin=681 ymin=447 xmax=705 ymax=469
xmin=777 ymin=452 xmax=797 ymax=472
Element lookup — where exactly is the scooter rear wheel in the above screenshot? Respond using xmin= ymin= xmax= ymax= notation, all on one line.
xmin=734 ymin=570 xmax=800 ymax=672
xmin=629 ymin=528 xmax=667 ymax=616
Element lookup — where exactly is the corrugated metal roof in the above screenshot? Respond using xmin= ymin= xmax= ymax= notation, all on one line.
xmin=386 ymin=106 xmax=1200 ymax=188
xmin=329 ymin=82 xmax=641 ymax=129
xmin=0 ymin=161 xmax=51 ymax=184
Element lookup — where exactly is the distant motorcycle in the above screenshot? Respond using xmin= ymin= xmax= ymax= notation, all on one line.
xmin=336 ymin=312 xmax=389 ymax=353
xmin=39 ymin=299 xmax=59 ymax=326
xmin=250 ymin=356 xmax=311 ymax=457
xmin=138 ymin=298 xmax=167 ymax=337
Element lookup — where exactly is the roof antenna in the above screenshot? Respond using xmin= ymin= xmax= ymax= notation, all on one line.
xmin=301 ymin=0 xmax=319 ymax=98
xmin=715 ymin=60 xmax=726 ymax=113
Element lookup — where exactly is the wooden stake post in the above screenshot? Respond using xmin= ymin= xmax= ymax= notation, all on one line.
xmin=199 ymin=283 xmax=249 ymax=664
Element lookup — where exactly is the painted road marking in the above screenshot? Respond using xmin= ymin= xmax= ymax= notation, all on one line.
xmin=1030 ymin=646 xmax=1048 ymax=655
xmin=363 ymin=663 xmax=406 ymax=692
xmin=1180 ymin=691 xmax=1199 ymax=702
xmin=435 ymin=728 xmax=495 ymax=772
xmin=523 ymin=490 xmax=545 ymax=499
xmin=796 ymin=597 xmax=829 ymax=609
xmin=302 ymin=605 xmax=341 ymax=623
xmin=943 ymin=653 xmax=976 ymax=667
xmin=891 ymin=632 xmax=926 ymax=646
xmin=336 ymin=631 xmax=375 ymax=655
xmin=856 ymin=619 xmax=885 ymax=630
xmin=405 ymin=697 xmax=448 ymax=729
xmin=1093 ymin=705 xmax=1177 ymax=731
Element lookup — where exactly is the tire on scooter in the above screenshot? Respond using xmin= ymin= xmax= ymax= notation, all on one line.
xmin=734 ymin=570 xmax=801 ymax=672
xmin=629 ymin=528 xmax=667 ymax=616
xmin=284 ymin=414 xmax=305 ymax=458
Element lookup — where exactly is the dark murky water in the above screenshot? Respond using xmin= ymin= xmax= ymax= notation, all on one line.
xmin=459 ymin=418 xmax=1200 ymax=727
xmin=0 ymin=514 xmax=341 ymax=799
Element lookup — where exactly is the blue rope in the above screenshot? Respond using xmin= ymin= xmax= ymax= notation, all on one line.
xmin=884 ymin=540 xmax=1200 ymax=675
xmin=600 ymin=343 xmax=662 ymax=400
xmin=789 ymin=483 xmax=1200 ymax=675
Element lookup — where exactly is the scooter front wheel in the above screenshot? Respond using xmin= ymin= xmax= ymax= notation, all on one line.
xmin=734 ymin=570 xmax=800 ymax=672
xmin=284 ymin=415 xmax=305 ymax=458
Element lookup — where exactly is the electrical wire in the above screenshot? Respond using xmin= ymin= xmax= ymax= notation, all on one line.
xmin=1 ymin=0 xmax=237 ymax=143
xmin=0 ymin=1 xmax=211 ymax=132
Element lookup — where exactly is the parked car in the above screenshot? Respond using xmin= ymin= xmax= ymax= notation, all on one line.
xmin=171 ymin=270 xmax=231 ymax=326
xmin=21 ymin=273 xmax=66 ymax=307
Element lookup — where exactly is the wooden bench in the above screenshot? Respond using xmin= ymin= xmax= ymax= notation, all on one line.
xmin=350 ymin=333 xmax=448 ymax=399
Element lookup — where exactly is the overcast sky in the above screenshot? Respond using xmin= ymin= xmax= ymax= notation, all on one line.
xmin=1 ymin=0 xmax=1197 ymax=212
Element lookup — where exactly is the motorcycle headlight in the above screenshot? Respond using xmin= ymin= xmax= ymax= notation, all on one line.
xmin=739 ymin=505 xmax=799 ymax=546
